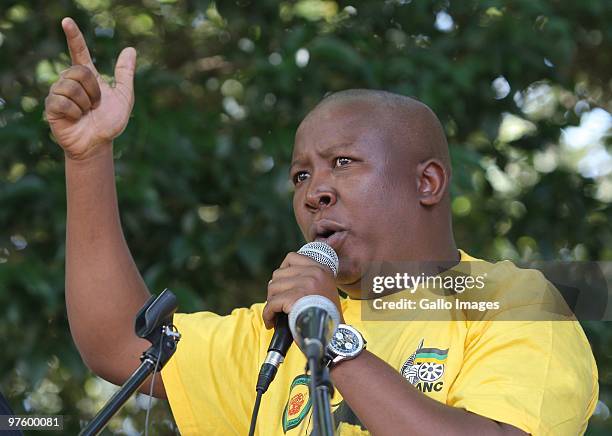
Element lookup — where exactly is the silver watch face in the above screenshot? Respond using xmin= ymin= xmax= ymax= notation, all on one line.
xmin=329 ymin=325 xmax=363 ymax=357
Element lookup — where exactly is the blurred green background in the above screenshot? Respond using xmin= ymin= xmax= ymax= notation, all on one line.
xmin=0 ymin=0 xmax=610 ymax=434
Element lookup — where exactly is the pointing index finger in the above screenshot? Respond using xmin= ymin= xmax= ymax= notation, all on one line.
xmin=61 ymin=17 xmax=97 ymax=72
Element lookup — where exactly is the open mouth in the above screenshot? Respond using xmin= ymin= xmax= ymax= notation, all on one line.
xmin=316 ymin=228 xmax=336 ymax=240
xmin=310 ymin=219 xmax=348 ymax=252
xmin=314 ymin=229 xmax=348 ymax=252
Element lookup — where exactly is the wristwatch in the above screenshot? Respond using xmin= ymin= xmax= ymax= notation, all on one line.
xmin=324 ymin=324 xmax=367 ymax=369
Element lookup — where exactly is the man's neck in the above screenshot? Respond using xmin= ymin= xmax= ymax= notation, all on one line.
xmin=339 ymin=243 xmax=460 ymax=300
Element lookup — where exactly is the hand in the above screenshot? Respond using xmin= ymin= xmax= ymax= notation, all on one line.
xmin=45 ymin=17 xmax=137 ymax=160
xmin=263 ymin=252 xmax=343 ymax=329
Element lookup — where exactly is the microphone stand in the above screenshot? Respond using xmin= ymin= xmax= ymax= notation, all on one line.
xmin=307 ymin=356 xmax=334 ymax=436
xmin=291 ymin=296 xmax=339 ymax=436
xmin=80 ymin=289 xmax=181 ymax=436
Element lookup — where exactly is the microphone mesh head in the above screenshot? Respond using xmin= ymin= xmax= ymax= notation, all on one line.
xmin=297 ymin=242 xmax=339 ymax=277
xmin=288 ymin=295 xmax=341 ymax=341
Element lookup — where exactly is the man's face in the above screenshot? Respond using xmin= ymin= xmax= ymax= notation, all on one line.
xmin=291 ymin=99 xmax=418 ymax=290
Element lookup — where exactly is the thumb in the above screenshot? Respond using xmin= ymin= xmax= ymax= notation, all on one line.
xmin=114 ymin=47 xmax=137 ymax=94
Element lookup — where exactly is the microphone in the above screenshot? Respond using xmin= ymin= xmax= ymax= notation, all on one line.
xmin=287 ymin=245 xmax=339 ymax=436
xmin=289 ymin=295 xmax=341 ymax=360
xmin=255 ymin=242 xmax=339 ymax=393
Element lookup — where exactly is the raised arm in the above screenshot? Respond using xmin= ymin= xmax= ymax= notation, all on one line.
xmin=45 ymin=18 xmax=165 ymax=397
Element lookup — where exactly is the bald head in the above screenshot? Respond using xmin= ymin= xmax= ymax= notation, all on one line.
xmin=300 ymin=89 xmax=452 ymax=199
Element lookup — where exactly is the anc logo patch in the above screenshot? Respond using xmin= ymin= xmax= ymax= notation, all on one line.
xmin=282 ymin=374 xmax=312 ymax=433
xmin=401 ymin=339 xmax=448 ymax=393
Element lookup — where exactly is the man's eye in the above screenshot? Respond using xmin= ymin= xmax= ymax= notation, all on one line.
xmin=293 ymin=171 xmax=309 ymax=184
xmin=334 ymin=157 xmax=352 ymax=167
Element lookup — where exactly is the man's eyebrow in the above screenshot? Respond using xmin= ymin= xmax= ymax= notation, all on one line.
xmin=290 ymin=157 xmax=306 ymax=169
xmin=320 ymin=142 xmax=354 ymax=158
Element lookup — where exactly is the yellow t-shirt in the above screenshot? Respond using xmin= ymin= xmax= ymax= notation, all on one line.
xmin=161 ymin=252 xmax=598 ymax=435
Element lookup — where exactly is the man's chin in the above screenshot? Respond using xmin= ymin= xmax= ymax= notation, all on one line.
xmin=336 ymin=265 xmax=364 ymax=294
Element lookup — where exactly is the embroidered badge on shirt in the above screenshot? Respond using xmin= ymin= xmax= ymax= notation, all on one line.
xmin=282 ymin=374 xmax=312 ymax=433
xmin=400 ymin=339 xmax=448 ymax=393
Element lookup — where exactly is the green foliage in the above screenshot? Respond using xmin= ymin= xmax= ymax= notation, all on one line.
xmin=0 ymin=0 xmax=610 ymax=433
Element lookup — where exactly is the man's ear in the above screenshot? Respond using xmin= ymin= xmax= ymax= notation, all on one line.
xmin=416 ymin=159 xmax=448 ymax=206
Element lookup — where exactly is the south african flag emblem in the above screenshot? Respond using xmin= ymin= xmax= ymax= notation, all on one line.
xmin=414 ymin=347 xmax=448 ymax=363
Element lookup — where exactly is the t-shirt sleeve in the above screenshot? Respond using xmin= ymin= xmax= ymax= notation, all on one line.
xmin=447 ymin=319 xmax=598 ymax=435
xmin=161 ymin=305 xmax=265 ymax=435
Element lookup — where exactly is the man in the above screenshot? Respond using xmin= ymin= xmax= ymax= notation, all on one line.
xmin=46 ymin=18 xmax=598 ymax=435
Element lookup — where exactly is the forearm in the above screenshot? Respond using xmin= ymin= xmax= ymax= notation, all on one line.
xmin=65 ymin=145 xmax=151 ymax=376
xmin=330 ymin=350 xmax=522 ymax=436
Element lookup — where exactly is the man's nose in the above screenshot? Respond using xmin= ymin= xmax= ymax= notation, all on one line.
xmin=305 ymin=177 xmax=337 ymax=212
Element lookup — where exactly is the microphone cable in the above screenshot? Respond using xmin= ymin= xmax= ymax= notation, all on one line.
xmin=249 ymin=313 xmax=291 ymax=436
xmin=248 ymin=387 xmax=264 ymax=436
xmin=145 ymin=324 xmax=179 ymax=435
xmin=144 ymin=328 xmax=164 ymax=436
